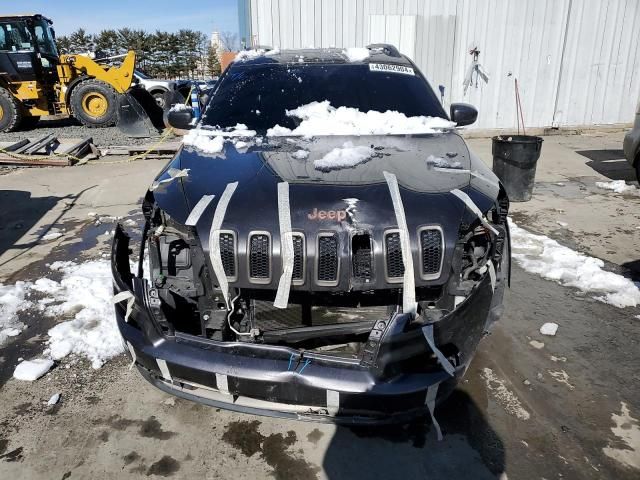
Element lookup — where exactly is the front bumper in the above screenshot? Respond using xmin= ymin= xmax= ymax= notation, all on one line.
xmin=112 ymin=226 xmax=495 ymax=424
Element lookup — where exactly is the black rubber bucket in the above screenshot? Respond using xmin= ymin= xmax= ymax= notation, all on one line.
xmin=492 ymin=135 xmax=543 ymax=202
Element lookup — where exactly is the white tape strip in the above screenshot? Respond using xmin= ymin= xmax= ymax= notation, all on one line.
xmin=422 ymin=324 xmax=456 ymax=377
xmin=274 ymin=182 xmax=294 ymax=309
xmin=208 ymin=182 xmax=238 ymax=307
xmin=156 ymin=359 xmax=172 ymax=381
xmin=426 ymin=383 xmax=443 ymax=441
xmin=216 ymin=373 xmax=229 ymax=394
xmin=112 ymin=291 xmax=135 ymax=322
xmin=450 ymin=189 xmax=499 ymax=235
xmin=185 ymin=194 xmax=215 ymax=226
xmin=149 ymin=168 xmax=190 ymax=191
xmin=326 ymin=390 xmax=340 ymax=416
xmin=126 ymin=341 xmax=137 ymax=370
xmin=383 ymin=171 xmax=417 ymax=315
xmin=488 ymin=259 xmax=496 ymax=292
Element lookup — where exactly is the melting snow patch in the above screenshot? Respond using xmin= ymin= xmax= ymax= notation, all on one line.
xmin=13 ymin=358 xmax=54 ymax=381
xmin=292 ymin=149 xmax=309 ymax=160
xmin=509 ymin=218 xmax=640 ymax=308
xmin=314 ymin=142 xmax=374 ymax=171
xmin=481 ymin=367 xmax=530 ymax=420
xmin=425 ymin=154 xmax=462 ymax=169
xmin=595 ymin=180 xmax=637 ymax=194
xmin=602 ymin=402 xmax=640 ymax=470
xmin=42 ymin=230 xmax=64 ymax=241
xmin=548 ymin=369 xmax=574 ymax=389
xmin=47 ymin=393 xmax=61 ymax=405
xmin=266 ymin=101 xmax=455 ymax=137
xmin=342 ymin=47 xmax=370 ymax=62
xmin=540 ymin=322 xmax=558 ymax=336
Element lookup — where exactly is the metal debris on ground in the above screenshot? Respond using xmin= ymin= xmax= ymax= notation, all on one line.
xmin=0 ymin=136 xmax=98 ymax=166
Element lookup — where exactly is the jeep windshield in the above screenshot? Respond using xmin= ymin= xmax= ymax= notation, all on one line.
xmin=202 ymin=62 xmax=448 ymax=133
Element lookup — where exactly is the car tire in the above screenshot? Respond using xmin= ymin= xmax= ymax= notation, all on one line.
xmin=151 ymin=91 xmax=167 ymax=109
xmin=0 ymin=87 xmax=24 ymax=132
xmin=70 ymin=79 xmax=118 ymax=127
xmin=635 ymin=155 xmax=640 ymax=184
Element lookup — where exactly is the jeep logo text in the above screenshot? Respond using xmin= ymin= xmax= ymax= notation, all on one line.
xmin=308 ymin=208 xmax=347 ymax=221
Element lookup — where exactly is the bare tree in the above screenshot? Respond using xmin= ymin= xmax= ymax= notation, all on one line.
xmin=219 ymin=31 xmax=239 ymax=52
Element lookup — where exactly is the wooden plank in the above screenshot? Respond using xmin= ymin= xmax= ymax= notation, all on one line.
xmin=0 ymin=155 xmax=71 ymax=167
xmin=4 ymin=139 xmax=29 ymax=152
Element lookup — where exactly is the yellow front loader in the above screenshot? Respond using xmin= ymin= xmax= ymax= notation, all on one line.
xmin=0 ymin=14 xmax=161 ymax=136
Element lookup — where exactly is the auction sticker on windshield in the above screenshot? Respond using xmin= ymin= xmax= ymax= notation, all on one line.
xmin=369 ymin=63 xmax=415 ymax=76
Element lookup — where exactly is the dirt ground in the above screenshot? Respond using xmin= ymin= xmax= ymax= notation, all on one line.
xmin=0 ymin=130 xmax=638 ymax=480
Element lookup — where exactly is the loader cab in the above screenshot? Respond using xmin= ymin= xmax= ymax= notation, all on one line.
xmin=0 ymin=14 xmax=58 ymax=82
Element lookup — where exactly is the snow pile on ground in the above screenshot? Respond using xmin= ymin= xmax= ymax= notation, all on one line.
xmin=342 ymin=47 xmax=370 ymax=62
xmin=266 ymin=101 xmax=455 ymax=137
xmin=39 ymin=260 xmax=122 ymax=369
xmin=509 ymin=219 xmax=640 ymax=308
xmin=0 ymin=281 xmax=32 ymax=344
xmin=13 ymin=358 xmax=54 ymax=381
xmin=595 ymin=180 xmax=637 ymax=194
xmin=540 ymin=322 xmax=558 ymax=336
xmin=314 ymin=142 xmax=375 ymax=171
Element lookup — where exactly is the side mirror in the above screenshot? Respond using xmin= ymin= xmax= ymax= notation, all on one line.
xmin=164 ymin=106 xmax=195 ymax=133
xmin=450 ymin=103 xmax=478 ymax=127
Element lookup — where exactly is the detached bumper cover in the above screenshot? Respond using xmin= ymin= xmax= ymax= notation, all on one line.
xmin=112 ymin=227 xmax=494 ymax=424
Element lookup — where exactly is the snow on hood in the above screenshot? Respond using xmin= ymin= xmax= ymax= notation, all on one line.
xmin=266 ymin=101 xmax=455 ymax=137
xmin=313 ymin=141 xmax=375 ymax=171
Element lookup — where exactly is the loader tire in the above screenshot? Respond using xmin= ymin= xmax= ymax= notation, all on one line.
xmin=70 ymin=79 xmax=118 ymax=127
xmin=0 ymin=88 xmax=24 ymax=132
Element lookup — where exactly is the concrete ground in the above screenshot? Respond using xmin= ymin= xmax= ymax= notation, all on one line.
xmin=0 ymin=130 xmax=638 ymax=479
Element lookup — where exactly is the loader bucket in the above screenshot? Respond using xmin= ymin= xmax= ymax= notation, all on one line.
xmin=117 ymin=88 xmax=164 ymax=138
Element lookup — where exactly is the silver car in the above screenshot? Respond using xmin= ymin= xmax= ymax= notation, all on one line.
xmin=133 ymin=70 xmax=176 ymax=109
xmin=623 ymin=100 xmax=640 ymax=183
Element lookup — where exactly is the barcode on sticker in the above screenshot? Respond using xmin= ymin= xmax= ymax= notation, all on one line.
xmin=369 ymin=63 xmax=415 ymax=76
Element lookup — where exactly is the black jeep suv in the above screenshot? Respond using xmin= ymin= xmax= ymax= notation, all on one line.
xmin=112 ymin=45 xmax=510 ymax=425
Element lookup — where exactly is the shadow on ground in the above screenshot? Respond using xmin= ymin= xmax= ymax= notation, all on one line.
xmin=322 ymin=390 xmax=504 ymax=479
xmin=576 ymin=149 xmax=636 ymax=182
xmin=0 ymin=190 xmax=60 ymax=257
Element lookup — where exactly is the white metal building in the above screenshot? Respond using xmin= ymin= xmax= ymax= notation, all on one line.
xmin=238 ymin=0 xmax=640 ymax=130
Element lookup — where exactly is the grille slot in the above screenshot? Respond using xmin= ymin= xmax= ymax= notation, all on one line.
xmin=292 ymin=234 xmax=304 ymax=283
xmin=219 ymin=232 xmax=236 ymax=278
xmin=317 ymin=234 xmax=339 ymax=284
xmin=385 ymin=231 xmax=404 ymax=280
xmin=420 ymin=228 xmax=443 ymax=277
xmin=249 ymin=233 xmax=271 ymax=281
xmin=352 ymin=233 xmax=372 ymax=281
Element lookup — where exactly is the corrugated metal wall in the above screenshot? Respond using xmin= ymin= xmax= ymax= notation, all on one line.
xmin=244 ymin=0 xmax=640 ymax=129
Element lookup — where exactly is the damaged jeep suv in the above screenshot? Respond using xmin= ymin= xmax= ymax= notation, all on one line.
xmin=112 ymin=45 xmax=511 ymax=424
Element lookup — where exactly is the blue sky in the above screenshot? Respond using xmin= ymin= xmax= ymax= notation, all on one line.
xmin=15 ymin=0 xmax=239 ymax=35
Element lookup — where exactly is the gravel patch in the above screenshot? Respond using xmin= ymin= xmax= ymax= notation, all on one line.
xmin=0 ymin=118 xmax=163 ymax=147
